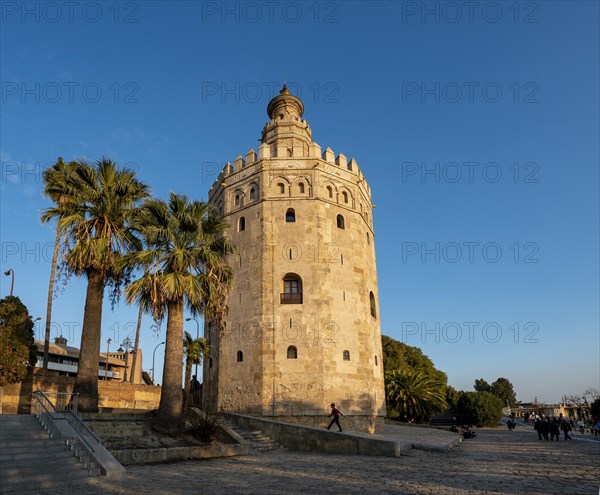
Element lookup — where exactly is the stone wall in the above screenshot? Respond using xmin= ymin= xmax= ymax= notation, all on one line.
xmin=0 ymin=368 xmax=160 ymax=414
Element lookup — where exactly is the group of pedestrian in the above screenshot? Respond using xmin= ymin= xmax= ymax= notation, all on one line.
xmin=533 ymin=415 xmax=572 ymax=441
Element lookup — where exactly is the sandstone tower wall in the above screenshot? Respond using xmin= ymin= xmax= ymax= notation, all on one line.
xmin=203 ymin=87 xmax=386 ymax=433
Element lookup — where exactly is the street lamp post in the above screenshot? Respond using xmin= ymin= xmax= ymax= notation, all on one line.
xmin=105 ymin=338 xmax=112 ymax=381
xmin=185 ymin=317 xmax=201 ymax=378
xmin=152 ymin=341 xmax=165 ymax=384
xmin=4 ymin=269 xmax=14 ymax=297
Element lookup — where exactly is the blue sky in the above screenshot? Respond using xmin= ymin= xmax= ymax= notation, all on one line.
xmin=1 ymin=1 xmax=598 ymax=404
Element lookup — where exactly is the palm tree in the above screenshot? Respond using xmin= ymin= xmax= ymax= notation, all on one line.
xmin=385 ymin=368 xmax=447 ymax=422
xmin=124 ymin=193 xmax=233 ymax=434
xmin=183 ymin=331 xmax=210 ymax=406
xmin=40 ymin=158 xmax=79 ymax=370
xmin=43 ymin=158 xmax=149 ymax=411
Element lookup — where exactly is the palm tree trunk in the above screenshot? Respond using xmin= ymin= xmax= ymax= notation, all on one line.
xmin=184 ymin=358 xmax=193 ymax=407
xmin=129 ymin=304 xmax=143 ymax=383
xmin=43 ymin=229 xmax=61 ymax=369
xmin=153 ymin=297 xmax=185 ymax=434
xmin=73 ymin=269 xmax=105 ymax=412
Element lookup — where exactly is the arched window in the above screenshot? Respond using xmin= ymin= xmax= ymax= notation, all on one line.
xmin=287 ymin=346 xmax=298 ymax=359
xmin=298 ymin=182 xmax=305 ymax=194
xmin=236 ymin=351 xmax=243 ymax=362
xmin=278 ymin=183 xmax=285 ymax=194
xmin=336 ymin=214 xmax=345 ymax=229
xmin=343 ymin=350 xmax=350 ymax=361
xmin=281 ymin=273 xmax=302 ymax=304
xmin=249 ymin=187 xmax=257 ymax=201
xmin=218 ymin=201 xmax=223 ymax=215
xmin=327 ymin=186 xmax=333 ymax=198
xmin=286 ymin=208 xmax=296 ymax=223
xmin=342 ymin=191 xmax=348 ymax=204
xmin=234 ymin=194 xmax=240 ymax=207
xmin=238 ymin=217 xmax=246 ymax=231
xmin=370 ymin=291 xmax=377 ymax=319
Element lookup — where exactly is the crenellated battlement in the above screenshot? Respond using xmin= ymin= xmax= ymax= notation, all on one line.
xmin=208 ymin=143 xmax=371 ymax=201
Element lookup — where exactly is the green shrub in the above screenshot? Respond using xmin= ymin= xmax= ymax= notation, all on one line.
xmin=454 ymin=391 xmax=503 ymax=427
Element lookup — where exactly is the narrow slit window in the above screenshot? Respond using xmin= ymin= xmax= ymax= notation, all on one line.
xmin=236 ymin=351 xmax=243 ymax=362
xmin=238 ymin=217 xmax=246 ymax=231
xmin=343 ymin=350 xmax=350 ymax=361
xmin=370 ymin=291 xmax=377 ymax=319
xmin=336 ymin=214 xmax=345 ymax=229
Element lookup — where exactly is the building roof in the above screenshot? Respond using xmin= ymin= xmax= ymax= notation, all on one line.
xmin=35 ymin=339 xmax=126 ymax=367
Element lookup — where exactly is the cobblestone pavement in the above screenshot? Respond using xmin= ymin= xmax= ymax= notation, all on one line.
xmin=5 ymin=427 xmax=600 ymax=495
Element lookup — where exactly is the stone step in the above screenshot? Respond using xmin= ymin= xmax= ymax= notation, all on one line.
xmin=0 ymin=466 xmax=91 ymax=486
xmin=0 ymin=444 xmax=69 ymax=460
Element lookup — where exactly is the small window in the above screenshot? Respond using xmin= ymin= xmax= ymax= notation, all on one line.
xmin=299 ymin=182 xmax=305 ymax=194
xmin=287 ymin=346 xmax=297 ymax=359
xmin=209 ymin=357 xmax=213 ymax=368
xmin=342 ymin=191 xmax=348 ymax=204
xmin=367 ymin=232 xmax=370 ymax=245
xmin=327 ymin=186 xmax=333 ymax=198
xmin=278 ymin=183 xmax=285 ymax=194
xmin=286 ymin=208 xmax=296 ymax=223
xmin=236 ymin=351 xmax=243 ymax=362
xmin=238 ymin=217 xmax=246 ymax=231
xmin=250 ymin=187 xmax=257 ymax=201
xmin=343 ymin=350 xmax=350 ymax=361
xmin=370 ymin=291 xmax=377 ymax=319
xmin=375 ymin=355 xmax=378 ymax=366
xmin=281 ymin=274 xmax=302 ymax=304
xmin=336 ymin=214 xmax=345 ymax=229
xmin=235 ymin=194 xmax=240 ymax=207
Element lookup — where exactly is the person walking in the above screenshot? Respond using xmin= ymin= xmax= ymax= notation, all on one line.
xmin=561 ymin=420 xmax=572 ymax=440
xmin=327 ymin=403 xmax=344 ymax=432
xmin=534 ymin=417 xmax=543 ymax=440
xmin=550 ymin=418 xmax=560 ymax=441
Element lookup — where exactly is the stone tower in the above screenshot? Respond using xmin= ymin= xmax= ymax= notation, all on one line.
xmin=203 ymin=86 xmax=386 ymax=433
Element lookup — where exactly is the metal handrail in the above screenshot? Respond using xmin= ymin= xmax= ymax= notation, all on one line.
xmin=33 ymin=390 xmax=98 ymax=453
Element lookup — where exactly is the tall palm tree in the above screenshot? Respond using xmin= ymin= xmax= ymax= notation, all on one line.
xmin=40 ymin=158 xmax=79 ymax=369
xmin=385 ymin=368 xmax=447 ymax=422
xmin=124 ymin=193 xmax=233 ymax=434
xmin=183 ymin=331 xmax=210 ymax=406
xmin=43 ymin=158 xmax=149 ymax=411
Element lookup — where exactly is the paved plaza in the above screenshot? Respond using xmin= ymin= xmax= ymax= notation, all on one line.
xmin=4 ymin=426 xmax=599 ymax=495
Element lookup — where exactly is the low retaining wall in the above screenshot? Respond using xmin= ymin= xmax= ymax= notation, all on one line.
xmin=1 ymin=369 xmax=160 ymax=414
xmin=224 ymin=413 xmax=400 ymax=457
xmin=112 ymin=443 xmax=249 ymax=465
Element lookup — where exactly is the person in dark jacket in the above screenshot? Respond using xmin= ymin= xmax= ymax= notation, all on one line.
xmin=534 ymin=417 xmax=543 ymax=440
xmin=541 ymin=417 xmax=550 ymax=440
xmin=550 ymin=418 xmax=560 ymax=441
xmin=560 ymin=420 xmax=572 ymax=440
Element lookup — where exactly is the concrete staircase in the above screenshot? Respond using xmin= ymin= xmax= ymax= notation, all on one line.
xmin=225 ymin=423 xmax=287 ymax=454
xmin=0 ymin=414 xmax=92 ymax=492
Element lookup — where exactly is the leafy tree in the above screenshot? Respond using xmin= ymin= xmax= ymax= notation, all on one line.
xmin=454 ymin=391 xmax=503 ymax=427
xmin=0 ymin=296 xmax=37 ymax=387
xmin=42 ymin=158 xmax=149 ymax=411
xmin=474 ymin=378 xmax=491 ymax=393
xmin=124 ymin=193 xmax=233 ymax=434
xmin=183 ymin=331 xmax=210 ymax=406
xmin=385 ymin=368 xmax=447 ymax=422
xmin=490 ymin=377 xmax=517 ymax=407
xmin=381 ymin=335 xmax=447 ymax=384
